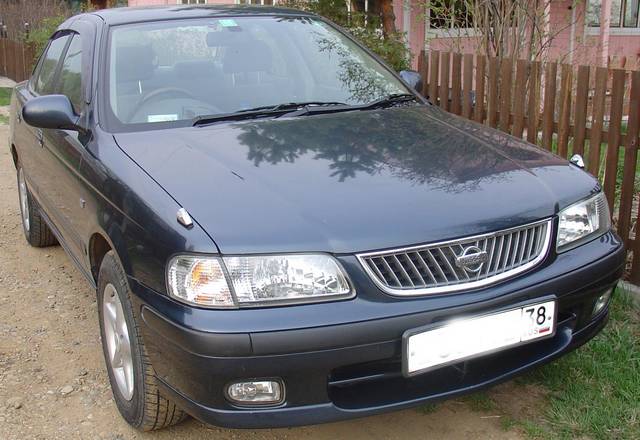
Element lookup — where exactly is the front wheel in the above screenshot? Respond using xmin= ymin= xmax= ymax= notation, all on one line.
xmin=97 ymin=251 xmax=187 ymax=431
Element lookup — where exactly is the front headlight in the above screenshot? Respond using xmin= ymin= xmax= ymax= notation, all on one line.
xmin=167 ymin=254 xmax=353 ymax=308
xmin=557 ymin=192 xmax=611 ymax=252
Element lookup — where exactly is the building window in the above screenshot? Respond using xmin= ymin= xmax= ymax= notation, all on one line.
xmin=180 ymin=0 xmax=207 ymax=4
xmin=588 ymin=0 xmax=640 ymax=28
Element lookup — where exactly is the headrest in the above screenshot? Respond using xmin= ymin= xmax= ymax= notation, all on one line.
xmin=222 ymin=40 xmax=272 ymax=74
xmin=115 ymin=45 xmax=155 ymax=82
xmin=206 ymin=30 xmax=245 ymax=47
xmin=174 ymin=60 xmax=219 ymax=79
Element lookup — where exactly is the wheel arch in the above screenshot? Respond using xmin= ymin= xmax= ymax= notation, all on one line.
xmin=88 ymin=226 xmax=132 ymax=286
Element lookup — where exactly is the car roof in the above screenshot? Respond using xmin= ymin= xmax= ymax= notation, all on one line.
xmin=88 ymin=5 xmax=315 ymax=26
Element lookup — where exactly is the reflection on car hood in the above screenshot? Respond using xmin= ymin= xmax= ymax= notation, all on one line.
xmin=114 ymin=106 xmax=600 ymax=254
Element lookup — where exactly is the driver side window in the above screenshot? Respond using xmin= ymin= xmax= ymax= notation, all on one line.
xmin=57 ymin=35 xmax=84 ymax=113
xmin=33 ymin=34 xmax=71 ymax=96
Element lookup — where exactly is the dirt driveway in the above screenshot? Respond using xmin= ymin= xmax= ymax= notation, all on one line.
xmin=0 ymin=123 xmax=530 ymax=439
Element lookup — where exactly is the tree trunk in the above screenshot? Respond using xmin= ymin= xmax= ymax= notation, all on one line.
xmin=379 ymin=0 xmax=396 ymax=37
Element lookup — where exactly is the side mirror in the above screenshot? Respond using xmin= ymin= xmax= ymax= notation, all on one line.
xmin=399 ymin=70 xmax=423 ymax=93
xmin=22 ymin=95 xmax=82 ymax=132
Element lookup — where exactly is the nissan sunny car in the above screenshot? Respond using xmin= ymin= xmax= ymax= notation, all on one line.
xmin=8 ymin=5 xmax=624 ymax=431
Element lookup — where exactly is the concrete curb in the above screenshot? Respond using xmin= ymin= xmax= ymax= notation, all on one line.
xmin=618 ymin=280 xmax=640 ymax=308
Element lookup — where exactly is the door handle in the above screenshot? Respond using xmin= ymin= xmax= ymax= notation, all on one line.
xmin=36 ymin=129 xmax=44 ymax=148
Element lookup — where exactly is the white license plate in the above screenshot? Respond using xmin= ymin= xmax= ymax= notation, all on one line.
xmin=404 ymin=300 xmax=556 ymax=376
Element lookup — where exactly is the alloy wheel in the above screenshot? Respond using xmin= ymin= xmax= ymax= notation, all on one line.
xmin=103 ymin=283 xmax=134 ymax=401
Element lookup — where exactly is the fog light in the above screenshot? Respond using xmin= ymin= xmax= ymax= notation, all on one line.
xmin=226 ymin=380 xmax=284 ymax=406
xmin=593 ymin=288 xmax=613 ymax=316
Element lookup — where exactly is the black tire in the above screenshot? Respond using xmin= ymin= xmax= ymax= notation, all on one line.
xmin=17 ymin=164 xmax=57 ymax=247
xmin=97 ymin=250 xmax=187 ymax=431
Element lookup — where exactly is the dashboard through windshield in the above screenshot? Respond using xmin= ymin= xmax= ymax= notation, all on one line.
xmin=104 ymin=16 xmax=410 ymax=131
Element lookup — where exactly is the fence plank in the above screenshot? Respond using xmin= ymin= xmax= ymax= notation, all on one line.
xmin=499 ymin=58 xmax=513 ymax=133
xmin=462 ymin=54 xmax=473 ymax=119
xmin=418 ymin=50 xmax=429 ymax=97
xmin=439 ymin=52 xmax=450 ymax=111
xmin=526 ymin=61 xmax=541 ymax=144
xmin=541 ymin=62 xmax=557 ymax=150
xmin=429 ymin=50 xmax=440 ymax=105
xmin=512 ymin=59 xmax=528 ymax=138
xmin=588 ymin=67 xmax=608 ymax=175
xmin=487 ymin=58 xmax=499 ymax=128
xmin=474 ymin=56 xmax=486 ymax=123
xmin=618 ymin=70 xmax=640 ymax=248
xmin=451 ymin=53 xmax=462 ymax=115
xmin=573 ymin=65 xmax=590 ymax=156
xmin=557 ymin=64 xmax=573 ymax=158
xmin=603 ymin=70 xmax=627 ymax=208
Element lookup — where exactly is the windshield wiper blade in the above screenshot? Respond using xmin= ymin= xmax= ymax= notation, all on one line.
xmin=287 ymin=94 xmax=420 ymax=117
xmin=193 ymin=101 xmax=349 ymax=126
xmin=359 ymin=93 xmax=419 ymax=110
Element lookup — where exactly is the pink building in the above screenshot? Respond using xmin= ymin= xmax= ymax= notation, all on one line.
xmin=127 ymin=1 xmax=640 ymax=70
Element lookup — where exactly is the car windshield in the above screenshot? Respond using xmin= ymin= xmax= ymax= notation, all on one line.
xmin=105 ymin=16 xmax=410 ymax=129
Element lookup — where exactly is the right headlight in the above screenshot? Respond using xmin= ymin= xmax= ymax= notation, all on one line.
xmin=167 ymin=254 xmax=353 ymax=308
xmin=557 ymin=192 xmax=611 ymax=252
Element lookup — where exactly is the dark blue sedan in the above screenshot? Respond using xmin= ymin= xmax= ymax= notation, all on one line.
xmin=8 ymin=5 xmax=623 ymax=431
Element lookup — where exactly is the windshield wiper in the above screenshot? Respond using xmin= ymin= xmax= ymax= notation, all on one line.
xmin=358 ymin=93 xmax=419 ymax=110
xmin=286 ymin=94 xmax=420 ymax=117
xmin=193 ymin=101 xmax=348 ymax=126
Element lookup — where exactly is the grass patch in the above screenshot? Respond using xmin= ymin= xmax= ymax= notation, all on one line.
xmin=463 ymin=391 xmax=497 ymax=412
xmin=0 ymin=114 xmax=8 ymax=125
xmin=516 ymin=289 xmax=639 ymax=439
xmin=416 ymin=402 xmax=439 ymax=415
xmin=0 ymin=87 xmax=11 ymax=106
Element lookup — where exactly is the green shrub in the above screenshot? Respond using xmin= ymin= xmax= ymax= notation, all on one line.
xmin=24 ymin=15 xmax=68 ymax=67
xmin=281 ymin=0 xmax=412 ymax=72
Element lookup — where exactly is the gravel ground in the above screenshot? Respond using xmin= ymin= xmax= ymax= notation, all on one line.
xmin=0 ymin=119 xmax=531 ymax=439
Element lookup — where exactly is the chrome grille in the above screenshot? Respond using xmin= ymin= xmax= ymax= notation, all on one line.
xmin=357 ymin=219 xmax=551 ymax=296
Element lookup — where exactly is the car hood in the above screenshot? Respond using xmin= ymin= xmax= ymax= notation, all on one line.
xmin=114 ymin=106 xmax=600 ymax=254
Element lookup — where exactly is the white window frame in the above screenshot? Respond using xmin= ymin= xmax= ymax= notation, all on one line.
xmin=586 ymin=0 xmax=640 ymax=35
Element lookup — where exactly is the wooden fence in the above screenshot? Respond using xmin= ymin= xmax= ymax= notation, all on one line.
xmin=0 ymin=37 xmax=36 ymax=83
xmin=417 ymin=50 xmax=640 ymax=283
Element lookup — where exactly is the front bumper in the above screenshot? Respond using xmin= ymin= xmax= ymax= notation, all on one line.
xmin=133 ymin=232 xmax=624 ymax=429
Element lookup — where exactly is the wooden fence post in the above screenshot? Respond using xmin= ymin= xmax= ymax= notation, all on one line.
xmin=619 ymin=71 xmax=640 ymax=251
xmin=526 ymin=61 xmax=541 ymax=144
xmin=451 ymin=52 xmax=462 ymax=115
xmin=512 ymin=59 xmax=528 ymax=138
xmin=429 ymin=50 xmax=440 ymax=105
xmin=439 ymin=52 xmax=450 ymax=111
xmin=541 ymin=62 xmax=557 ymax=150
xmin=573 ymin=65 xmax=590 ymax=156
xmin=499 ymin=58 xmax=513 ymax=133
xmin=487 ymin=58 xmax=499 ymax=128
xmin=556 ymin=64 xmax=573 ymax=158
xmin=462 ymin=54 xmax=473 ymax=119
xmin=474 ymin=56 xmax=486 ymax=123
xmin=603 ymin=70 xmax=626 ymax=208
xmin=588 ymin=67 xmax=608 ymax=175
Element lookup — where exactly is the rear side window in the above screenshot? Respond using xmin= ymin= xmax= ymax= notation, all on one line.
xmin=58 ymin=35 xmax=83 ymax=112
xmin=34 ymin=35 xmax=71 ymax=95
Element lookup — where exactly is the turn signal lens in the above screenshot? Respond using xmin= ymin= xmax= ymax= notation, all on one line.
xmin=167 ymin=257 xmax=235 ymax=307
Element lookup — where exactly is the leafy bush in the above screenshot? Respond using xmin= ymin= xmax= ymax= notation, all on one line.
xmin=281 ymin=0 xmax=412 ymax=72
xmin=24 ymin=15 xmax=68 ymax=66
